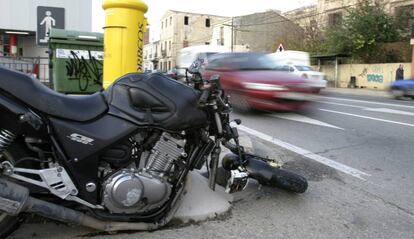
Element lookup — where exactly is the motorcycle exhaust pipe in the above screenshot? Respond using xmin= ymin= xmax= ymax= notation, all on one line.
xmin=0 ymin=178 xmax=180 ymax=232
xmin=222 ymin=154 xmax=308 ymax=193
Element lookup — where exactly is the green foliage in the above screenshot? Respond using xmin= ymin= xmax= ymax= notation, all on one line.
xmin=325 ymin=1 xmax=401 ymax=63
xmin=395 ymin=5 xmax=414 ymax=40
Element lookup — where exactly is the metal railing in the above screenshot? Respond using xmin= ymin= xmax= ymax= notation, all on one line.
xmin=0 ymin=53 xmax=50 ymax=86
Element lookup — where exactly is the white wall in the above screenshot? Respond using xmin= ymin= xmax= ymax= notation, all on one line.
xmin=0 ymin=0 xmax=92 ymax=32
xmin=19 ymin=35 xmax=47 ymax=58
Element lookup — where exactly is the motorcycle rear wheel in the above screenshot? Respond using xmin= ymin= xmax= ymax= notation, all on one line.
xmin=0 ymin=213 xmax=22 ymax=239
xmin=0 ymin=144 xmax=30 ymax=238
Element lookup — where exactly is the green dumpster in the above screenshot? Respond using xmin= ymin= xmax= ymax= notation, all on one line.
xmin=49 ymin=29 xmax=104 ymax=94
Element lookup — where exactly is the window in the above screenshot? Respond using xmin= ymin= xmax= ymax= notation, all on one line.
xmin=273 ymin=65 xmax=292 ymax=72
xmin=328 ymin=12 xmax=342 ymax=27
xmin=206 ymin=18 xmax=211 ymax=27
xmin=294 ymin=65 xmax=314 ymax=71
xmin=205 ymin=58 xmax=223 ymax=71
xmin=205 ymin=42 xmax=210 ymax=45
xmin=168 ymin=61 xmax=171 ymax=70
xmin=184 ymin=16 xmax=189 ymax=25
xmin=220 ymin=26 xmax=224 ymax=46
xmin=170 ymin=17 xmax=172 ymax=26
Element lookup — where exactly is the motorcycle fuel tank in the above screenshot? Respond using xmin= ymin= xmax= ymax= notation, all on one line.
xmin=104 ymin=73 xmax=208 ymax=131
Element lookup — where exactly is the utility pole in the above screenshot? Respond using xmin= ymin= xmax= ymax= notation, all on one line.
xmin=231 ymin=17 xmax=234 ymax=52
xmin=411 ymin=38 xmax=414 ymax=78
xmin=411 ymin=25 xmax=414 ymax=78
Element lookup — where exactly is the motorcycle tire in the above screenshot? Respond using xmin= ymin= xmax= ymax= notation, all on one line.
xmin=268 ymin=168 xmax=308 ymax=194
xmin=0 ymin=142 xmax=32 ymax=238
xmin=0 ymin=214 xmax=22 ymax=239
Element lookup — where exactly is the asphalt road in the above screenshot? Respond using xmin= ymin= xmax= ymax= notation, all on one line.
xmin=10 ymin=90 xmax=414 ymax=239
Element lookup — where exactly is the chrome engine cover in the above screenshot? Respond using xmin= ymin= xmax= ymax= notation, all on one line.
xmin=102 ymin=169 xmax=172 ymax=214
xmin=102 ymin=133 xmax=185 ymax=214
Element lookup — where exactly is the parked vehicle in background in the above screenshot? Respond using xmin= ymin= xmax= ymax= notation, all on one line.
xmin=390 ymin=78 xmax=414 ymax=99
xmin=202 ymin=52 xmax=318 ymax=112
xmin=269 ymin=51 xmax=327 ymax=90
xmin=177 ymin=45 xmax=230 ymax=80
xmin=166 ymin=69 xmax=178 ymax=80
xmin=145 ymin=69 xmax=178 ymax=80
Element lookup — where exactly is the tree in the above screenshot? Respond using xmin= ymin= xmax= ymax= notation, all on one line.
xmin=324 ymin=0 xmax=401 ymax=63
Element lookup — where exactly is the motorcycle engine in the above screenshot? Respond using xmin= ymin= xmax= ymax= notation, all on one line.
xmin=102 ymin=133 xmax=186 ymax=214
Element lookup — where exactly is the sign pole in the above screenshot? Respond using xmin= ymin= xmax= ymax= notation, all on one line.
xmin=102 ymin=0 xmax=148 ymax=89
xmin=411 ymin=39 xmax=414 ymax=78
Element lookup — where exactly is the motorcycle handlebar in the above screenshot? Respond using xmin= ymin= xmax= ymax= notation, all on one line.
xmin=198 ymin=88 xmax=211 ymax=105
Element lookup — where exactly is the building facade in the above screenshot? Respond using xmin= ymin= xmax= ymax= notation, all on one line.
xmin=284 ymin=5 xmax=318 ymax=29
xmin=210 ymin=22 xmax=250 ymax=52
xmin=0 ymin=0 xmax=92 ymax=82
xmin=0 ymin=0 xmax=92 ymax=58
xmin=285 ymin=0 xmax=414 ymax=29
xmin=149 ymin=10 xmax=229 ymax=71
xmin=229 ymin=10 xmax=304 ymax=52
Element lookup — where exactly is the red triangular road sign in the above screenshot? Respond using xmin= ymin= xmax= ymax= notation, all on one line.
xmin=277 ymin=43 xmax=285 ymax=52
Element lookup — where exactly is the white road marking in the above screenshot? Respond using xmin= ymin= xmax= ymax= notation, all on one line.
xmin=271 ymin=113 xmax=344 ymax=130
xmin=236 ymin=124 xmax=370 ymax=180
xmin=319 ymin=109 xmax=414 ymax=127
xmin=316 ymin=101 xmax=365 ymax=109
xmin=317 ymin=101 xmax=414 ymax=116
xmin=317 ymin=96 xmax=414 ymax=109
xmin=239 ymin=131 xmax=253 ymax=151
xmin=363 ymin=108 xmax=414 ymax=116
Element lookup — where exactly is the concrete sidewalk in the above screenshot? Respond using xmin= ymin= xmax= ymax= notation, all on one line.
xmin=322 ymin=87 xmax=391 ymax=98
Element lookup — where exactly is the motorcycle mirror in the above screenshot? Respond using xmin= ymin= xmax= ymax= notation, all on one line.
xmin=187 ymin=58 xmax=204 ymax=75
xmin=233 ymin=119 xmax=242 ymax=125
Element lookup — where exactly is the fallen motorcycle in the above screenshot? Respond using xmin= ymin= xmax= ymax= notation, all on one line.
xmin=0 ymin=60 xmax=307 ymax=237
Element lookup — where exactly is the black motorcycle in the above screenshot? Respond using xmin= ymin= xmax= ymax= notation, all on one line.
xmin=0 ymin=60 xmax=307 ymax=237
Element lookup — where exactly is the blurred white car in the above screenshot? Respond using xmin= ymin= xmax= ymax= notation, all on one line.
xmin=269 ymin=51 xmax=327 ymax=89
xmin=273 ymin=64 xmax=327 ymax=89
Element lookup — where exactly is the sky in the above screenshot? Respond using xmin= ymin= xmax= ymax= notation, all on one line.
xmin=92 ymin=0 xmax=316 ymax=41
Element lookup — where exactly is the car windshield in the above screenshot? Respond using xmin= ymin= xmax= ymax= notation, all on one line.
xmin=294 ymin=65 xmax=314 ymax=71
xmin=210 ymin=54 xmax=275 ymax=71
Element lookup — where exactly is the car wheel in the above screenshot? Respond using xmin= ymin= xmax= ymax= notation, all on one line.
xmin=391 ymin=89 xmax=404 ymax=99
xmin=229 ymin=92 xmax=252 ymax=112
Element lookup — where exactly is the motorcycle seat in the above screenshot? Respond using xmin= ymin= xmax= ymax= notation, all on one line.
xmin=0 ymin=67 xmax=108 ymax=122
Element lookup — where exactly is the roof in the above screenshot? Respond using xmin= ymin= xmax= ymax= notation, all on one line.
xmin=163 ymin=10 xmax=230 ymax=19
xmin=310 ymin=53 xmax=350 ymax=60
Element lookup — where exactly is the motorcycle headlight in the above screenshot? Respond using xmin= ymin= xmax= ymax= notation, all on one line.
xmin=242 ymin=82 xmax=287 ymax=91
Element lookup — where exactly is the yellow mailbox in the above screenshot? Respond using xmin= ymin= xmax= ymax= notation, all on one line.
xmin=102 ymin=0 xmax=148 ymax=88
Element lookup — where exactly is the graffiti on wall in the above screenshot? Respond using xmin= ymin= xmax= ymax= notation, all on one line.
xmin=367 ymin=74 xmax=384 ymax=83
xmin=65 ymin=50 xmax=103 ymax=91
xmin=367 ymin=65 xmax=384 ymax=84
xmin=358 ymin=65 xmax=384 ymax=84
